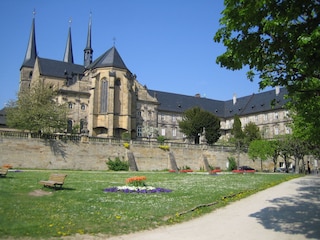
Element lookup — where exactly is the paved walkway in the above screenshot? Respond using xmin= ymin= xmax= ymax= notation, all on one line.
xmin=105 ymin=175 xmax=320 ymax=240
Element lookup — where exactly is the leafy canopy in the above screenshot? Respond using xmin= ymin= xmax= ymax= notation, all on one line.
xmin=214 ymin=0 xmax=320 ymax=91
xmin=214 ymin=0 xmax=320 ymax=145
xmin=178 ymin=107 xmax=221 ymax=144
xmin=6 ymin=80 xmax=68 ymax=133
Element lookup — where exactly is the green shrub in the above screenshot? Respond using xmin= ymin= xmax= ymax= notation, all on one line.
xmin=227 ymin=156 xmax=237 ymax=171
xmin=106 ymin=157 xmax=129 ymax=171
xmin=157 ymin=135 xmax=166 ymax=144
xmin=121 ymin=132 xmax=131 ymax=141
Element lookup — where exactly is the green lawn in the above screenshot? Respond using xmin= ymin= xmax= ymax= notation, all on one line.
xmin=0 ymin=170 xmax=300 ymax=239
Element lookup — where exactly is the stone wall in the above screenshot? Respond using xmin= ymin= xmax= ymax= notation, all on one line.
xmin=0 ymin=136 xmax=273 ymax=171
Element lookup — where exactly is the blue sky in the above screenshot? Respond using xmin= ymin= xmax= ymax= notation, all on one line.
xmin=0 ymin=0 xmax=270 ymax=108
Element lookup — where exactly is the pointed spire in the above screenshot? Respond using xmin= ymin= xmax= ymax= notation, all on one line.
xmin=63 ymin=19 xmax=74 ymax=63
xmin=21 ymin=10 xmax=37 ymax=68
xmin=84 ymin=12 xmax=93 ymax=68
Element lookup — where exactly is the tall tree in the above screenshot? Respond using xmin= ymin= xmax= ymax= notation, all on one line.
xmin=178 ymin=107 xmax=220 ymax=144
xmin=214 ymin=0 xmax=320 ymax=144
xmin=230 ymin=115 xmax=245 ymax=167
xmin=248 ymin=139 xmax=270 ymax=172
xmin=6 ymin=80 xmax=68 ymax=134
xmin=243 ymin=122 xmax=261 ymax=146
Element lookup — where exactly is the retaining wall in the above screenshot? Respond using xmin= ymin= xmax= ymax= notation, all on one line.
xmin=0 ymin=135 xmax=274 ymax=171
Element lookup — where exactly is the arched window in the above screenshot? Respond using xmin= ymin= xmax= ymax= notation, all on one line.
xmin=100 ymin=79 xmax=108 ymax=113
xmin=80 ymin=119 xmax=85 ymax=132
xmin=67 ymin=119 xmax=73 ymax=133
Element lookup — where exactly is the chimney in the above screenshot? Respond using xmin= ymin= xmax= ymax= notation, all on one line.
xmin=275 ymin=86 xmax=280 ymax=96
xmin=233 ymin=93 xmax=237 ymax=105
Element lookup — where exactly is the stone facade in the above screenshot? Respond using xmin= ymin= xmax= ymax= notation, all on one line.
xmin=17 ymin=16 xmax=291 ymax=144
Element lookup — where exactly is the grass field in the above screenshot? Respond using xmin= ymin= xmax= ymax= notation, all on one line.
xmin=0 ymin=170 xmax=300 ymax=239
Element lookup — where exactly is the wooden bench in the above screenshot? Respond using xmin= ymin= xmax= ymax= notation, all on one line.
xmin=39 ymin=174 xmax=67 ymax=190
xmin=0 ymin=167 xmax=9 ymax=177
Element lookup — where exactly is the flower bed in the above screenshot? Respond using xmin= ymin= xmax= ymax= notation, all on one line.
xmin=104 ymin=176 xmax=172 ymax=194
xmin=104 ymin=186 xmax=172 ymax=193
xmin=179 ymin=169 xmax=193 ymax=173
xmin=2 ymin=164 xmax=13 ymax=169
xmin=210 ymin=168 xmax=222 ymax=174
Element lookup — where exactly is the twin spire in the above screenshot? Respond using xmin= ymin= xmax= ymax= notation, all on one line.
xmin=22 ymin=12 xmax=93 ymax=68
xmin=63 ymin=19 xmax=74 ymax=64
xmin=21 ymin=13 xmax=37 ymax=68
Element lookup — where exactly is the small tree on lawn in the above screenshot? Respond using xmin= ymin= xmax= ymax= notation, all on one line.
xmin=248 ymin=139 xmax=271 ymax=172
xmin=6 ymin=79 xmax=68 ymax=134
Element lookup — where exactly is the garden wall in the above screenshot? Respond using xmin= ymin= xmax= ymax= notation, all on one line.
xmin=0 ymin=135 xmax=273 ymax=171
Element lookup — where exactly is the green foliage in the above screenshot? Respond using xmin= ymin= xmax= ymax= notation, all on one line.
xmin=243 ymin=122 xmax=261 ymax=145
xmin=231 ymin=116 xmax=261 ymax=150
xmin=157 ymin=135 xmax=166 ymax=144
xmin=248 ymin=140 xmax=271 ymax=161
xmin=227 ymin=156 xmax=237 ymax=171
xmin=106 ymin=157 xmax=129 ymax=171
xmin=214 ymin=0 xmax=320 ymax=146
xmin=6 ymin=79 xmax=67 ymax=133
xmin=121 ymin=132 xmax=131 ymax=141
xmin=230 ymin=115 xmax=245 ymax=150
xmin=231 ymin=115 xmax=243 ymax=139
xmin=178 ymin=107 xmax=221 ymax=144
xmin=214 ymin=0 xmax=320 ymax=90
xmin=248 ymin=139 xmax=273 ymax=171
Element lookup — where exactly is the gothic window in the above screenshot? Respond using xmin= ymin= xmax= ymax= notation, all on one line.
xmin=67 ymin=119 xmax=73 ymax=133
xmin=80 ymin=119 xmax=85 ymax=132
xmin=68 ymin=102 xmax=73 ymax=109
xmin=100 ymin=79 xmax=108 ymax=113
xmin=114 ymin=78 xmax=121 ymax=114
xmin=81 ymin=104 xmax=86 ymax=111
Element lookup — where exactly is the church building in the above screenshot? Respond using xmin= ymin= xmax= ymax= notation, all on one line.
xmin=19 ymin=15 xmax=290 ymax=142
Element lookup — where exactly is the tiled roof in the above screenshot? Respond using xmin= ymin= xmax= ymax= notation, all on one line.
xmin=88 ymin=47 xmax=127 ymax=70
xmin=148 ymin=89 xmax=225 ymax=117
xmin=38 ymin=58 xmax=84 ymax=79
xmin=148 ymin=88 xmax=288 ymax=118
